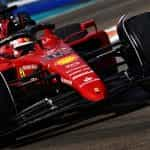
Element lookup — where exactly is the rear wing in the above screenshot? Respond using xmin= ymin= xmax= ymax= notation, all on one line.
xmin=80 ymin=19 xmax=98 ymax=32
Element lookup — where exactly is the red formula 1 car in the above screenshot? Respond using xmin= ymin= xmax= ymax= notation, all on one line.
xmin=0 ymin=12 xmax=150 ymax=142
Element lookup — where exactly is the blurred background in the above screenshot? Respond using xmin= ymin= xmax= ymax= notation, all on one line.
xmin=0 ymin=0 xmax=95 ymax=22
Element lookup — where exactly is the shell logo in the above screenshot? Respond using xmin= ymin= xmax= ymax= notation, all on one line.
xmin=56 ymin=55 xmax=78 ymax=65
xmin=19 ymin=68 xmax=26 ymax=78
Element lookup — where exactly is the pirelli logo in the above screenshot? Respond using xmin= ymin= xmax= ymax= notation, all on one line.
xmin=56 ymin=55 xmax=78 ymax=65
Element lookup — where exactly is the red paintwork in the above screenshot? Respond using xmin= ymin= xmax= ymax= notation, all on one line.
xmin=0 ymin=20 xmax=110 ymax=102
xmin=0 ymin=19 xmax=10 ymax=39
xmin=80 ymin=19 xmax=98 ymax=32
xmin=49 ymin=52 xmax=107 ymax=102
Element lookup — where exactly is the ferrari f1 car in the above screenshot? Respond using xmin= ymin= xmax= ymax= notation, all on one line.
xmin=0 ymin=12 xmax=150 ymax=141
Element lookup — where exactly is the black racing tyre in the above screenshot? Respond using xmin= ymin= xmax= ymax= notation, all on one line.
xmin=0 ymin=72 xmax=17 ymax=133
xmin=54 ymin=23 xmax=88 ymax=43
xmin=117 ymin=13 xmax=150 ymax=91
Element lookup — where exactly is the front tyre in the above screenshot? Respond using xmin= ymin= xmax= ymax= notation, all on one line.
xmin=0 ymin=72 xmax=17 ymax=134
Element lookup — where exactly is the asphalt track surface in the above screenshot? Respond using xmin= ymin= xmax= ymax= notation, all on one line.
xmin=4 ymin=0 xmax=150 ymax=150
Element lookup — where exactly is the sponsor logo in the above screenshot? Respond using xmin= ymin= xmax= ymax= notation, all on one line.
xmin=94 ymin=87 xmax=101 ymax=93
xmin=79 ymin=78 xmax=100 ymax=88
xmin=65 ymin=62 xmax=80 ymax=69
xmin=22 ymin=64 xmax=38 ymax=70
xmin=19 ymin=68 xmax=26 ymax=78
xmin=19 ymin=64 xmax=38 ymax=78
xmin=56 ymin=55 xmax=78 ymax=65
xmin=72 ymin=70 xmax=93 ymax=80
xmin=83 ymin=76 xmax=93 ymax=82
xmin=61 ymin=78 xmax=72 ymax=85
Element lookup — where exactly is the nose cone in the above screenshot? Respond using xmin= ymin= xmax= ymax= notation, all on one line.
xmin=50 ymin=53 xmax=107 ymax=102
xmin=78 ymin=79 xmax=107 ymax=102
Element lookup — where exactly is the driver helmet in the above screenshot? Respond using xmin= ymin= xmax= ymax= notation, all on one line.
xmin=10 ymin=37 xmax=34 ymax=57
